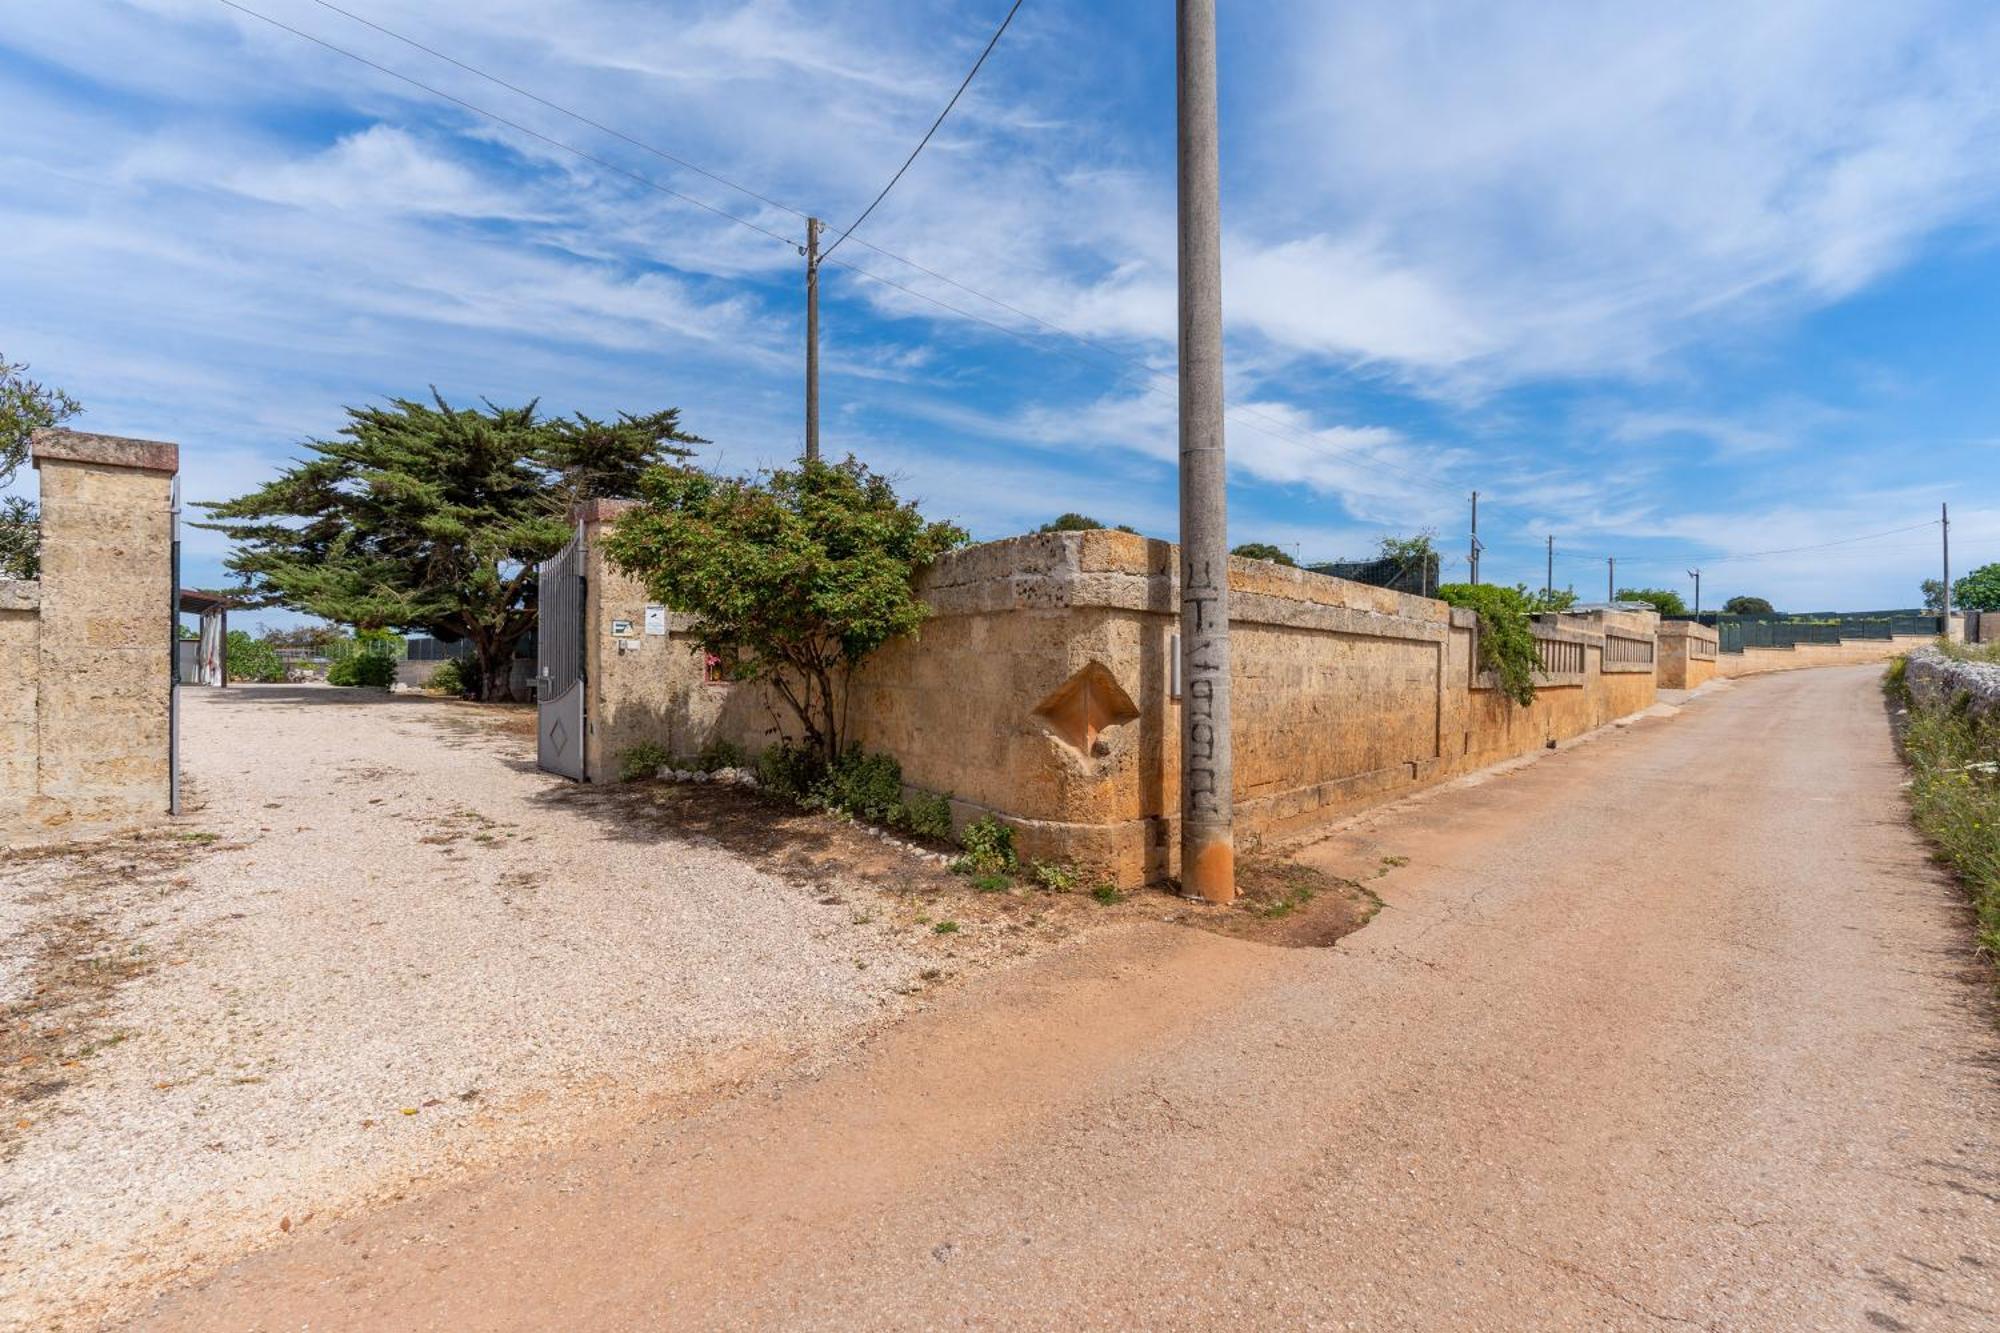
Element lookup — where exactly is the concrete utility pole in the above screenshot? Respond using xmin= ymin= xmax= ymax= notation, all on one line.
xmin=1546 ymin=535 xmax=1554 ymax=598
xmin=1469 ymin=491 xmax=1482 ymax=585
xmin=1176 ymin=0 xmax=1233 ymax=905
xmin=1607 ymin=556 xmax=1616 ymax=603
xmin=804 ymin=217 xmax=822 ymax=463
xmin=1942 ymin=501 xmax=1952 ymax=628
xmin=1688 ymin=568 xmax=1701 ymax=617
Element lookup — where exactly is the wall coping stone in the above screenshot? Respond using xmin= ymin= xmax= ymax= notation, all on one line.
xmin=31 ymin=428 xmax=179 ymax=474
xmin=0 ymin=579 xmax=40 ymax=612
xmin=573 ymin=497 xmax=640 ymax=525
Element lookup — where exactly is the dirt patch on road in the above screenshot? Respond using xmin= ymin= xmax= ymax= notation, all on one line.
xmin=1 ymin=832 xmax=213 ymax=1159
xmin=1165 ymin=857 xmax=1383 ymax=948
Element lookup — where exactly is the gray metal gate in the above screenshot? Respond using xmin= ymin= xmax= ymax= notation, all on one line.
xmin=536 ymin=526 xmax=586 ymax=780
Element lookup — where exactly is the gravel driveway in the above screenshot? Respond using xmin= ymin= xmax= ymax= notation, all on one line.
xmin=1 ymin=684 xmax=1096 ymax=1330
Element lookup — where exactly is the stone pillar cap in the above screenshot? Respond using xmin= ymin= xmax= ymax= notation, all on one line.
xmin=32 ymin=428 xmax=179 ymax=474
xmin=571 ymin=497 xmax=640 ymax=525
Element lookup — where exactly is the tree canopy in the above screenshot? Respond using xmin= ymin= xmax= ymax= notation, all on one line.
xmin=1038 ymin=512 xmax=1136 ymax=534
xmin=1950 ymin=563 xmax=2000 ymax=612
xmin=1523 ymin=585 xmax=1578 ymax=613
xmin=1231 ymin=542 xmax=1297 ymax=567
xmin=0 ymin=353 xmax=82 ymax=580
xmin=604 ymin=456 xmax=967 ymax=761
xmin=1616 ymin=587 xmax=1689 ymax=617
xmin=1722 ymin=595 xmax=1775 ymax=615
xmin=200 ymin=393 xmax=699 ymax=697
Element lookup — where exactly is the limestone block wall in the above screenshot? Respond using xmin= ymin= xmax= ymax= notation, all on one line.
xmin=2 ymin=430 xmax=178 ymax=832
xmin=580 ymin=524 xmax=1661 ymax=885
xmin=0 ymin=581 xmax=40 ymax=815
xmin=1658 ymin=620 xmax=1719 ymax=689
xmin=1715 ymin=633 xmax=1935 ymax=678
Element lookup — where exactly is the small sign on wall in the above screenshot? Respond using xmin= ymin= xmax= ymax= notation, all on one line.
xmin=610 ymin=618 xmax=637 ymax=638
xmin=644 ymin=605 xmax=667 ymax=636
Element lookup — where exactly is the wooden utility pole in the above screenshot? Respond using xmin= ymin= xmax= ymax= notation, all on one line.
xmin=1177 ymin=0 xmax=1233 ymax=904
xmin=1942 ymin=501 xmax=1952 ymax=629
xmin=805 ymin=216 xmax=822 ymax=462
xmin=1469 ymin=491 xmax=1482 ymax=585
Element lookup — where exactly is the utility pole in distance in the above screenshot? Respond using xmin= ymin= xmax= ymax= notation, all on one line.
xmin=804 ymin=217 xmax=822 ymax=462
xmin=1688 ymin=567 xmax=1701 ymax=617
xmin=1942 ymin=501 xmax=1952 ymax=632
xmin=1607 ymin=556 xmax=1616 ymax=603
xmin=1546 ymin=535 xmax=1554 ymax=598
xmin=1469 ymin=491 xmax=1482 ymax=585
xmin=1176 ymin=0 xmax=1233 ymax=905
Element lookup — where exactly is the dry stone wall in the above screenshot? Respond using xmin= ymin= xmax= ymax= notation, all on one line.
xmin=1905 ymin=646 xmax=2000 ymax=725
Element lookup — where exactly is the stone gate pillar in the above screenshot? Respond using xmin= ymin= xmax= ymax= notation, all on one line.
xmin=31 ymin=429 xmax=179 ymax=823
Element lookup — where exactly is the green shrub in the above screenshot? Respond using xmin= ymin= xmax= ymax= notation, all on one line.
xmin=971 ymin=873 xmax=1011 ymax=893
xmin=811 ymin=747 xmax=904 ymax=822
xmin=757 ymin=742 xmax=825 ymax=802
xmin=1883 ymin=655 xmax=1910 ymax=705
xmin=1030 ymin=861 xmax=1079 ymax=892
xmin=427 ymin=658 xmax=468 ymax=696
xmin=1901 ymin=697 xmax=2000 ymax=956
xmin=695 ymin=738 xmax=746 ymax=772
xmin=224 ymin=630 xmax=285 ymax=683
xmin=328 ymin=652 xmax=396 ymax=688
xmin=958 ymin=815 xmax=1017 ymax=873
xmin=1090 ymin=884 xmax=1124 ymax=905
xmin=617 ymin=741 xmax=672 ymax=782
xmin=1437 ymin=582 xmax=1539 ymax=707
xmin=897 ymin=791 xmax=955 ymax=842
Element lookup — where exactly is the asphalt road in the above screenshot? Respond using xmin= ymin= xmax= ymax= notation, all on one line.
xmin=139 ymin=666 xmax=1999 ymax=1330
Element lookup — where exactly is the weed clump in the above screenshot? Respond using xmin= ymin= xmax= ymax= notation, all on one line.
xmin=950 ymin=815 xmax=1017 ymax=876
xmin=897 ymin=790 xmax=955 ymax=842
xmin=617 ymin=741 xmax=672 ymax=782
xmin=1030 ymin=861 xmax=1079 ymax=892
xmin=1901 ymin=694 xmax=2000 ymax=957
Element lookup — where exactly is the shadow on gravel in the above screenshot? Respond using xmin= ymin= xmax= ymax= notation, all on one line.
xmin=189 ymin=685 xmax=445 ymax=707
xmin=532 ymin=777 xmax=939 ymax=892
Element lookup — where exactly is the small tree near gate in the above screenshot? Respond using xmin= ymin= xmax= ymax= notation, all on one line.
xmin=604 ymin=457 xmax=967 ymax=764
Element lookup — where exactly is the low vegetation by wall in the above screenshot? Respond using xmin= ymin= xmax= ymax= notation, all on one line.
xmin=1894 ymin=645 xmax=2000 ymax=957
xmin=579 ymin=523 xmax=1662 ymax=885
xmin=1 ymin=430 xmax=177 ymax=834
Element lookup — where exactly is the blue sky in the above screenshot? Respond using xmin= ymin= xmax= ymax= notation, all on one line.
xmin=4 ymin=0 xmax=1998 ymax=621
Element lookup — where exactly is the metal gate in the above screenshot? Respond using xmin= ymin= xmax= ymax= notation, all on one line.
xmin=536 ymin=526 xmax=587 ymax=780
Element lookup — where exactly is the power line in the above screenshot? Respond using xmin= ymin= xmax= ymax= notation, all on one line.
xmin=821 ymin=0 xmax=1026 ymax=262
xmin=211 ymin=0 xmax=1952 ymax=573
xmin=245 ymin=0 xmax=1459 ymax=496
xmin=1703 ymin=519 xmax=1941 ymax=564
xmin=301 ymin=0 xmax=811 ymax=224
xmin=213 ymin=0 xmax=803 ymax=249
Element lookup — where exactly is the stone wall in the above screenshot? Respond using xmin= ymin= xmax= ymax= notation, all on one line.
xmin=1905 ymin=646 xmax=2000 ymax=726
xmin=576 ymin=523 xmax=1660 ymax=885
xmin=1 ymin=430 xmax=178 ymax=833
xmin=1716 ymin=633 xmax=1935 ymax=678
xmin=1657 ymin=620 xmax=1719 ymax=690
xmin=0 ymin=580 xmax=39 ymax=813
